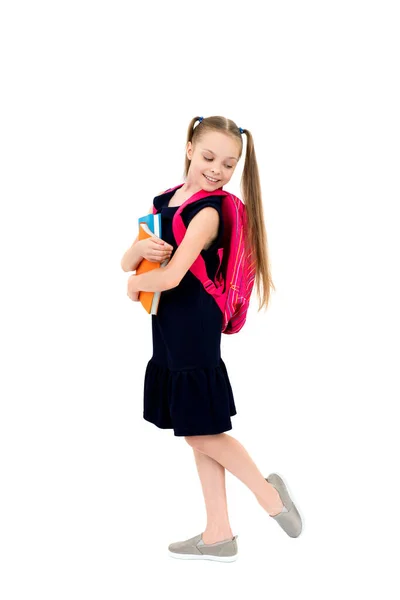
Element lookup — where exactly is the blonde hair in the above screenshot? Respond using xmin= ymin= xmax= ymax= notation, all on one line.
xmin=183 ymin=115 xmax=275 ymax=312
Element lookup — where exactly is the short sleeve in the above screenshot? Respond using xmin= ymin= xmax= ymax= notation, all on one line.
xmin=153 ymin=187 xmax=177 ymax=212
xmin=181 ymin=196 xmax=224 ymax=251
xmin=153 ymin=193 xmax=165 ymax=212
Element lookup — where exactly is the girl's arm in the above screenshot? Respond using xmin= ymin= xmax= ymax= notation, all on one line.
xmin=128 ymin=264 xmax=175 ymax=294
xmin=128 ymin=207 xmax=219 ymax=294
xmin=121 ymin=238 xmax=143 ymax=272
xmin=121 ymin=202 xmax=154 ymax=271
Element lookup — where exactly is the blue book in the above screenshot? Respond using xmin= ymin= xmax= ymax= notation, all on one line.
xmin=138 ymin=212 xmax=162 ymax=237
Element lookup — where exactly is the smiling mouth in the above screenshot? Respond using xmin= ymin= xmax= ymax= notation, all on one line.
xmin=203 ymin=174 xmax=220 ymax=183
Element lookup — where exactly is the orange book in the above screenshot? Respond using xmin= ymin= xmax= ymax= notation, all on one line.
xmin=136 ymin=215 xmax=170 ymax=315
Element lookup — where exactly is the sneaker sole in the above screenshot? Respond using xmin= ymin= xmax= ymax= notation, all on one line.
xmin=168 ymin=551 xmax=238 ymax=562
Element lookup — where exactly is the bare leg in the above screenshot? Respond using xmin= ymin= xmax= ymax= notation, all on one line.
xmin=185 ymin=433 xmax=284 ymax=519
xmin=192 ymin=447 xmax=234 ymax=544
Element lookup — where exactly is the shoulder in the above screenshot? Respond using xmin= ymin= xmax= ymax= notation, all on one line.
xmin=152 ymin=189 xmax=168 ymax=212
xmin=182 ymin=197 xmax=224 ymax=249
xmin=190 ymin=194 xmax=223 ymax=207
xmin=182 ymin=197 xmax=223 ymax=234
xmin=182 ymin=195 xmax=223 ymax=219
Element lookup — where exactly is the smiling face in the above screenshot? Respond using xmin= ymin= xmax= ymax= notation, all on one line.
xmin=186 ymin=130 xmax=241 ymax=191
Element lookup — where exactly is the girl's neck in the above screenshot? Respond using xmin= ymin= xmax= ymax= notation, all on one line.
xmin=179 ymin=181 xmax=201 ymax=196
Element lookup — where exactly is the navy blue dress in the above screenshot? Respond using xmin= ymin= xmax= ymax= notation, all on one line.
xmin=143 ymin=188 xmax=237 ymax=436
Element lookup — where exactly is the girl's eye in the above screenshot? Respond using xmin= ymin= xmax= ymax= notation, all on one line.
xmin=204 ymin=157 xmax=233 ymax=169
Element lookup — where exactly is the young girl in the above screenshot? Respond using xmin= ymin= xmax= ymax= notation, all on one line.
xmin=121 ymin=115 xmax=302 ymax=561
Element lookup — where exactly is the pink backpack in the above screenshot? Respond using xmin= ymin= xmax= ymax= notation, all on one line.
xmin=153 ymin=183 xmax=256 ymax=334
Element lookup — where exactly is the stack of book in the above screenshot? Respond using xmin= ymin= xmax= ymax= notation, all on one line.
xmin=136 ymin=212 xmax=170 ymax=315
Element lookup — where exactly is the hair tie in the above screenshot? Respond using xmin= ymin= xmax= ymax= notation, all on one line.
xmin=239 ymin=127 xmax=244 ymax=134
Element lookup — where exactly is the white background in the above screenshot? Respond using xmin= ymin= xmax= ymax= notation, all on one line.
xmin=1 ymin=1 xmax=399 ymax=598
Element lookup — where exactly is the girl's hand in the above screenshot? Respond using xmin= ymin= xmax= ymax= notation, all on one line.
xmin=137 ymin=237 xmax=173 ymax=263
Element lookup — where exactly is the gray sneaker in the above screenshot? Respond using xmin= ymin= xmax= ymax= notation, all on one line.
xmin=266 ymin=473 xmax=303 ymax=538
xmin=168 ymin=533 xmax=239 ymax=562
